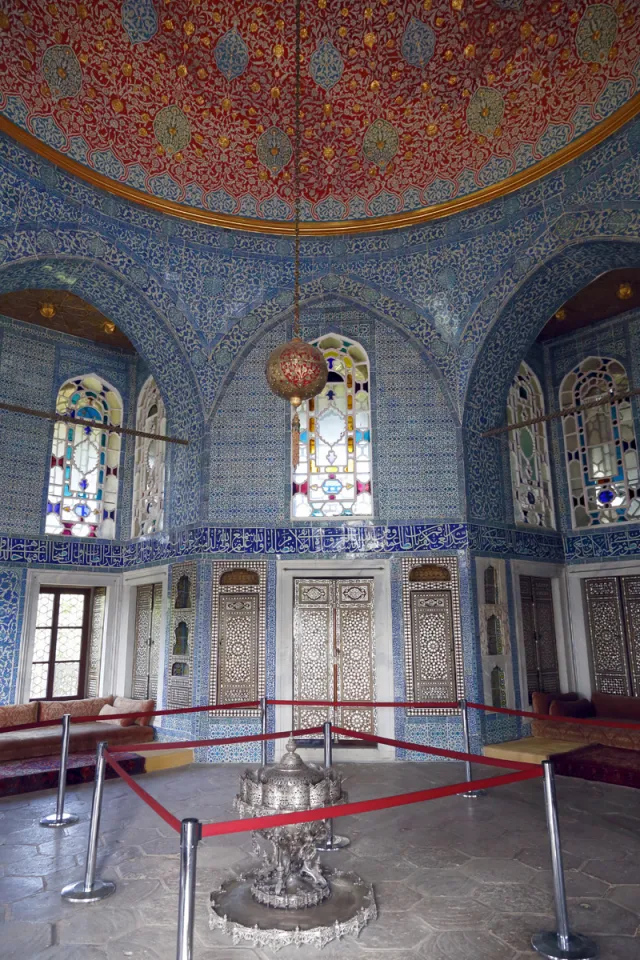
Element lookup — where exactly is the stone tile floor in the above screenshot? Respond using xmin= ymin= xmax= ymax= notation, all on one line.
xmin=0 ymin=762 xmax=639 ymax=960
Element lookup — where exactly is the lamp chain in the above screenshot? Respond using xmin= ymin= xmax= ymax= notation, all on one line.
xmin=293 ymin=0 xmax=302 ymax=341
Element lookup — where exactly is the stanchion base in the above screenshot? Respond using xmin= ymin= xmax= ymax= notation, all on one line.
xmin=532 ymin=931 xmax=598 ymax=960
xmin=40 ymin=812 xmax=79 ymax=828
xmin=317 ymin=834 xmax=350 ymax=851
xmin=461 ymin=789 xmax=486 ymax=799
xmin=61 ymin=879 xmax=116 ymax=903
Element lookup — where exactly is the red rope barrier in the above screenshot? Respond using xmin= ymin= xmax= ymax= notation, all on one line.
xmin=268 ymin=699 xmax=460 ymax=709
xmin=1 ymin=699 xmax=261 ymax=733
xmin=200 ymin=766 xmax=543 ymax=839
xmin=467 ymin=701 xmax=640 ymax=730
xmin=103 ymin=750 xmax=181 ymax=834
xmin=108 ymin=725 xmax=324 ymax=755
xmin=331 ymin=726 xmax=540 ymax=770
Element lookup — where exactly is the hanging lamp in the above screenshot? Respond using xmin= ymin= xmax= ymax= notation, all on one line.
xmin=265 ymin=0 xmax=328 ymax=468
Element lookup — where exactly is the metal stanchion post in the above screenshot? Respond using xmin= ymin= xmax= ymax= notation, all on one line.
xmin=61 ymin=741 xmax=116 ymax=902
xmin=317 ymin=720 xmax=349 ymax=852
xmin=176 ymin=818 xmax=201 ymax=960
xmin=41 ymin=714 xmax=79 ymax=828
xmin=532 ymin=762 xmax=598 ymax=960
xmin=260 ymin=695 xmax=267 ymax=767
xmin=460 ymin=698 xmax=485 ymax=799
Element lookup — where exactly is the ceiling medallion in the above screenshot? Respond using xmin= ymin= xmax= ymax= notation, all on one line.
xmin=617 ymin=281 xmax=633 ymax=300
xmin=39 ymin=301 xmax=56 ymax=319
xmin=265 ymin=0 xmax=328 ymax=468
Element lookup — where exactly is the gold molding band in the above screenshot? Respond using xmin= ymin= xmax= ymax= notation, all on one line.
xmin=1 ymin=95 xmax=639 ymax=237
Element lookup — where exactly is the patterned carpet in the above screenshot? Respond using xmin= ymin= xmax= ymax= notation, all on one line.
xmin=0 ymin=751 xmax=145 ymax=797
xmin=552 ymin=743 xmax=640 ymax=789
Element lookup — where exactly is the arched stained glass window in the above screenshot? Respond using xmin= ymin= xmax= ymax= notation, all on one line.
xmin=132 ymin=376 xmax=166 ymax=538
xmin=560 ymin=357 xmax=640 ymax=528
xmin=292 ymin=334 xmax=373 ymax=519
xmin=46 ymin=375 xmax=122 ymax=539
xmin=507 ymin=362 xmax=555 ymax=529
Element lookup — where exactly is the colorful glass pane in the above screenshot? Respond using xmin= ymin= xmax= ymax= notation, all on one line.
xmin=560 ymin=357 xmax=640 ymax=528
xmin=292 ymin=334 xmax=373 ymax=519
xmin=45 ymin=375 xmax=122 ymax=539
xmin=507 ymin=362 xmax=555 ymax=529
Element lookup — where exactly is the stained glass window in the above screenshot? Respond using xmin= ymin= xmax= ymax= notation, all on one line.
xmin=292 ymin=334 xmax=373 ymax=519
xmin=560 ymin=357 xmax=640 ymax=528
xmin=132 ymin=376 xmax=166 ymax=538
xmin=507 ymin=362 xmax=555 ymax=529
xmin=46 ymin=375 xmax=122 ymax=539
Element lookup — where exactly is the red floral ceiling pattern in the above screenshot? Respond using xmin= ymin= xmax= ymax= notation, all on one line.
xmin=0 ymin=0 xmax=638 ymax=225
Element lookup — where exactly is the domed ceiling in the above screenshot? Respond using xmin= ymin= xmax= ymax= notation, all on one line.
xmin=0 ymin=0 xmax=638 ymax=232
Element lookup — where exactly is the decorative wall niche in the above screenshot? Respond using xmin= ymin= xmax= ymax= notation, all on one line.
xmin=475 ymin=558 xmax=514 ymax=710
xmin=166 ymin=561 xmax=196 ymax=708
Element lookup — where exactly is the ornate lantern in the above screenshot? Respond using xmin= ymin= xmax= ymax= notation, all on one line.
xmin=265 ymin=0 xmax=328 ymax=467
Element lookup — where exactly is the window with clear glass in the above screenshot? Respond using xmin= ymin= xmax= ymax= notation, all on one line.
xmin=292 ymin=334 xmax=373 ymax=519
xmin=132 ymin=376 xmax=166 ymax=538
xmin=560 ymin=357 xmax=640 ymax=528
xmin=30 ymin=589 xmax=90 ymax=700
xmin=507 ymin=361 xmax=555 ymax=529
xmin=46 ymin=375 xmax=123 ymax=539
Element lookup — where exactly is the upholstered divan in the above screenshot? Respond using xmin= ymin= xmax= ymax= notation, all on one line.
xmin=0 ymin=696 xmax=155 ymax=763
xmin=531 ymin=691 xmax=640 ymax=751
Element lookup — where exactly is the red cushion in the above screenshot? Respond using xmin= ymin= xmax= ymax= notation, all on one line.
xmin=531 ymin=692 xmax=578 ymax=715
xmin=549 ymin=698 xmax=596 ymax=719
xmin=591 ymin=692 xmax=640 ymax=721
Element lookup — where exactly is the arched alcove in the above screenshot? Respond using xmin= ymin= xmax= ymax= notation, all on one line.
xmin=0 ymin=254 xmax=204 ymax=529
xmin=463 ymin=239 xmax=640 ymax=523
xmin=208 ymin=294 xmax=463 ymax=526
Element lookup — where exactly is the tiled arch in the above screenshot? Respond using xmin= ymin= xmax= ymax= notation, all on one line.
xmin=463 ymin=238 xmax=640 ymax=523
xmin=207 ymin=274 xmax=457 ymax=418
xmin=0 ymin=255 xmax=204 ymax=528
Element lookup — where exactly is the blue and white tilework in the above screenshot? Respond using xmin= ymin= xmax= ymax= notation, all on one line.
xmin=4 ymin=105 xmax=640 ymax=749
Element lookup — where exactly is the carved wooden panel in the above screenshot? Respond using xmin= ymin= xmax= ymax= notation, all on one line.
xmin=217 ymin=594 xmax=259 ymax=704
xmin=293 ymin=578 xmax=375 ymax=739
xmin=519 ymin=576 xmax=559 ymax=701
xmin=409 ymin=591 xmax=456 ymax=702
xmin=86 ymin=586 xmax=106 ymax=698
xmin=402 ymin=557 xmax=463 ymax=715
xmin=132 ymin=582 xmax=162 ymax=701
xmin=621 ymin=576 xmax=640 ymax=696
xmin=584 ymin=577 xmax=631 ymax=696
xmin=210 ymin=561 xmax=266 ymax=717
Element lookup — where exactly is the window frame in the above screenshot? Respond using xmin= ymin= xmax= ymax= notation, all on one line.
xmin=291 ymin=333 xmax=373 ymax=521
xmin=131 ymin=376 xmax=166 ymax=538
xmin=507 ymin=361 xmax=556 ymax=531
xmin=45 ymin=374 xmax=123 ymax=540
xmin=30 ymin=587 xmax=92 ymax=701
xmin=560 ymin=356 xmax=640 ymax=529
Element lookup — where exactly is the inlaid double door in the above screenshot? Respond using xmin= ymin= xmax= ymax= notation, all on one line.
xmin=293 ymin=578 xmax=375 ymax=740
xmin=583 ymin=576 xmax=640 ymax=697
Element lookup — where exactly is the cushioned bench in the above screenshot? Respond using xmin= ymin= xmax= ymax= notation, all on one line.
xmin=0 ymin=696 xmax=155 ymax=763
xmin=531 ymin=691 xmax=640 ymax=751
